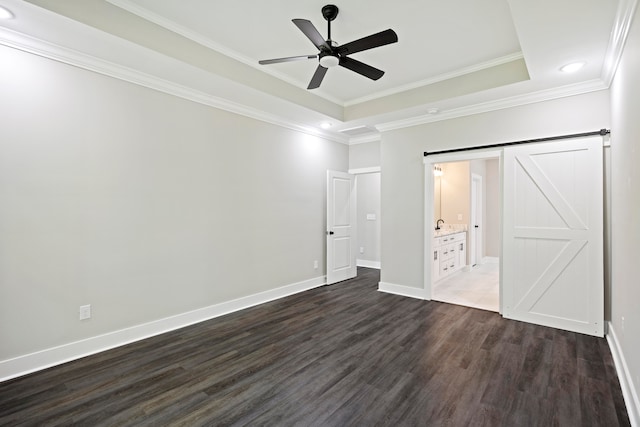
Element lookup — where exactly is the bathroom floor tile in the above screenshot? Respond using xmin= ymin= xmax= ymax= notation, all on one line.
xmin=432 ymin=261 xmax=499 ymax=312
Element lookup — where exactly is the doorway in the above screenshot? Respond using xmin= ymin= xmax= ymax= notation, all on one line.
xmin=424 ymin=152 xmax=501 ymax=312
xmin=326 ymin=169 xmax=381 ymax=283
xmin=346 ymin=167 xmax=382 ymax=273
xmin=355 ymin=172 xmax=381 ymax=270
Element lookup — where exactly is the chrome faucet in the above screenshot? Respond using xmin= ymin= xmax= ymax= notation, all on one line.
xmin=436 ymin=219 xmax=444 ymax=230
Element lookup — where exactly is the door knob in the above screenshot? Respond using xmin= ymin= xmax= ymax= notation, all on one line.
xmin=327 ymin=231 xmax=334 ymax=235
xmin=474 ymin=225 xmax=479 ymax=228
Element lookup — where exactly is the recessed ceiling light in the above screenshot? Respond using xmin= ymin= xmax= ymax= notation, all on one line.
xmin=320 ymin=122 xmax=332 ymax=129
xmin=560 ymin=62 xmax=586 ymax=73
xmin=0 ymin=5 xmax=14 ymax=20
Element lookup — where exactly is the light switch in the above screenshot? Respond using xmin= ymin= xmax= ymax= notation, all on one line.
xmin=366 ymin=213 xmax=376 ymax=221
xmin=457 ymin=214 xmax=463 ymax=221
xmin=79 ymin=304 xmax=91 ymax=320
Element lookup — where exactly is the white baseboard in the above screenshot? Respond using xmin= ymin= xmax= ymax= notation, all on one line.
xmin=0 ymin=275 xmax=327 ymax=383
xmin=378 ymin=282 xmax=427 ymax=300
xmin=357 ymin=259 xmax=381 ymax=269
xmin=607 ymin=321 xmax=640 ymax=427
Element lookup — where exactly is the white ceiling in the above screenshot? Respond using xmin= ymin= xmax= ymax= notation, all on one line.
xmin=1 ymin=0 xmax=625 ymax=141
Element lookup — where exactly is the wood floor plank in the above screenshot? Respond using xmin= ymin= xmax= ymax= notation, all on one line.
xmin=0 ymin=268 xmax=630 ymax=426
xmin=579 ymin=374 xmax=623 ymax=427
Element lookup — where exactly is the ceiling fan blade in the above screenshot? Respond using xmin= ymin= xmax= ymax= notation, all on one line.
xmin=337 ymin=29 xmax=398 ymax=56
xmin=339 ymin=57 xmax=385 ymax=80
xmin=259 ymin=55 xmax=318 ymax=65
xmin=293 ymin=19 xmax=330 ymax=50
xmin=307 ymin=65 xmax=328 ymax=89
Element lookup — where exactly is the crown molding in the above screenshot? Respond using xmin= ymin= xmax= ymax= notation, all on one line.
xmin=375 ymin=0 xmax=636 ymax=135
xmin=344 ymin=52 xmax=525 ymax=107
xmin=0 ymin=25 xmax=348 ymax=145
xmin=4 ymin=0 xmax=633 ymax=144
xmin=601 ymin=0 xmax=639 ymax=87
xmin=376 ymin=79 xmax=609 ymax=132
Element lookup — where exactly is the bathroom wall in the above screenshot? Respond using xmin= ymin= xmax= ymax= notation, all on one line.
xmin=437 ymin=159 xmax=499 ymax=262
xmin=439 ymin=161 xmax=470 ymax=225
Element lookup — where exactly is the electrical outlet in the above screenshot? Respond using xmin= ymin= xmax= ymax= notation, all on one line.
xmin=313 ymin=260 xmax=318 ymax=269
xmin=360 ymin=247 xmax=364 ymax=254
xmin=457 ymin=214 xmax=463 ymax=221
xmin=79 ymin=304 xmax=91 ymax=320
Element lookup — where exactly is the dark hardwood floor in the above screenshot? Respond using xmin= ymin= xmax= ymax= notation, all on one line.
xmin=0 ymin=268 xmax=630 ymax=426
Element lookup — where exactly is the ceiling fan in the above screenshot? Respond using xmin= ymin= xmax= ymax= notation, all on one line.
xmin=259 ymin=4 xmax=398 ymax=90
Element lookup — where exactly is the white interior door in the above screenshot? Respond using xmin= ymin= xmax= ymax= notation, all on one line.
xmin=327 ymin=171 xmax=357 ymax=284
xmin=470 ymin=174 xmax=483 ymax=266
xmin=502 ymin=136 xmax=604 ymax=336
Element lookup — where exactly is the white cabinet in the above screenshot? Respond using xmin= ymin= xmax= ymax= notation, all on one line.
xmin=432 ymin=232 xmax=466 ymax=282
xmin=457 ymin=239 xmax=466 ymax=270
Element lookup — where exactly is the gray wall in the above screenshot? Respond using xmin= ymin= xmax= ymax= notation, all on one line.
xmin=0 ymin=44 xmax=348 ymax=361
xmin=610 ymin=2 xmax=640 ymax=415
xmin=380 ymin=90 xmax=611 ymax=290
xmin=349 ymin=141 xmax=380 ymax=170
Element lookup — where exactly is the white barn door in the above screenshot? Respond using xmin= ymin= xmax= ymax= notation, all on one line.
xmin=326 ymin=171 xmax=357 ymax=285
xmin=502 ymin=136 xmax=604 ymax=336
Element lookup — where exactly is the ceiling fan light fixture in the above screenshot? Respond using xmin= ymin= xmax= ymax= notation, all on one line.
xmin=319 ymin=55 xmax=339 ymax=68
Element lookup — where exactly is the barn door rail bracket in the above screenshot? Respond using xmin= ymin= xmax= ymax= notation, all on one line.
xmin=423 ymin=129 xmax=610 ymax=157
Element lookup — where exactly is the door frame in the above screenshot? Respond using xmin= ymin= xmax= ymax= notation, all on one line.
xmin=470 ymin=173 xmax=483 ymax=267
xmin=423 ymin=150 xmax=502 ymax=305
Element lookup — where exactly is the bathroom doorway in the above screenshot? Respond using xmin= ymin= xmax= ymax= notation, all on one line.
xmin=425 ymin=152 xmax=501 ymax=312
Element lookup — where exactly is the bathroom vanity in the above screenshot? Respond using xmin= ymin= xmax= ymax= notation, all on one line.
xmin=432 ymin=230 xmax=466 ymax=282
